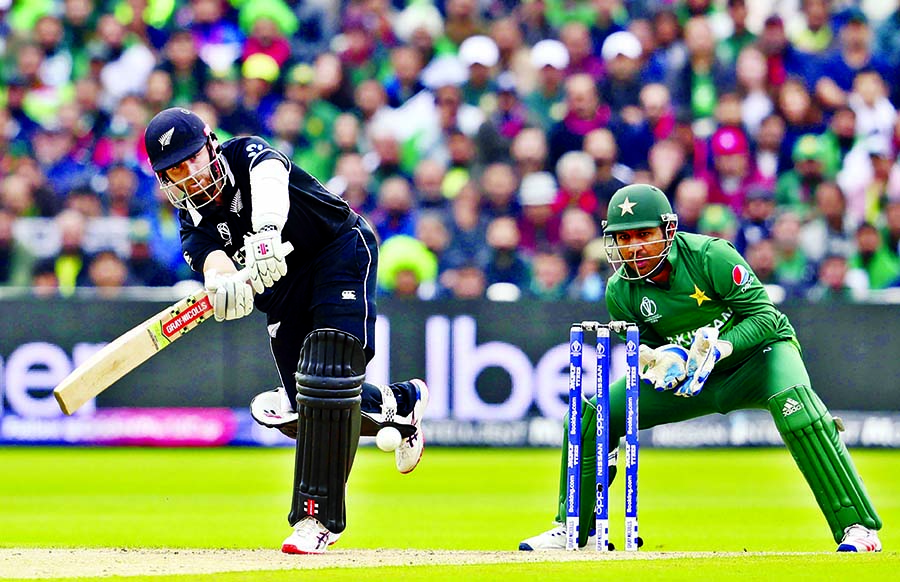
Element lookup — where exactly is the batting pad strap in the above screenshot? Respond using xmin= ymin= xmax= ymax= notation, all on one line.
xmin=290 ymin=329 xmax=365 ymax=534
xmin=768 ymin=385 xmax=882 ymax=542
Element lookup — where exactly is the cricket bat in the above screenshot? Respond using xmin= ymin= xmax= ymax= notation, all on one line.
xmin=53 ymin=242 xmax=293 ymax=415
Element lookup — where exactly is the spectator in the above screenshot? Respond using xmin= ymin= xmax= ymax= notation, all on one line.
xmin=776 ymin=134 xmax=830 ymax=216
xmin=84 ymin=249 xmax=136 ymax=297
xmin=757 ymin=14 xmax=816 ymax=90
xmin=241 ymin=13 xmax=292 ymax=68
xmin=490 ymin=16 xmax=534 ymax=92
xmin=799 ymin=181 xmax=856 ymax=264
xmin=775 ymin=78 xmax=827 ymax=170
xmin=376 ymin=234 xmax=439 ymax=299
xmin=474 ymin=72 xmax=533 ymax=166
xmin=789 ymin=0 xmax=835 ymax=55
xmin=443 ymin=182 xmax=491 ymax=271
xmin=547 ymin=74 xmax=609 ymax=169
xmin=156 ymin=29 xmax=210 ymax=107
xmin=31 ymin=258 xmax=61 ymax=298
xmin=94 ymin=14 xmax=155 ymax=110
xmin=483 ymin=216 xmax=531 ymax=291
xmin=443 ymin=0 xmax=486 ymax=47
xmin=204 ymin=65 xmax=259 ymax=137
xmin=646 ymin=138 xmax=688 ymax=200
xmin=818 ymin=105 xmax=858 ymax=176
xmin=668 ymin=16 xmax=736 ymax=135
xmin=517 ymin=171 xmax=562 ymax=255
xmin=444 ymin=262 xmax=488 ymax=300
xmin=412 ymin=159 xmax=450 ymax=215
xmin=772 ymin=210 xmax=816 ymax=298
xmin=480 ymin=162 xmax=520 ymax=220
xmin=704 ymin=126 xmax=766 ymax=214
xmin=735 ymin=46 xmax=775 ymax=139
xmin=884 ymin=200 xmax=900 ymax=259
xmin=848 ymin=68 xmax=896 ymax=142
xmin=50 ymin=209 xmax=92 ymax=295
xmin=370 ymin=176 xmax=417 ymax=243
xmin=814 ymin=9 xmax=893 ymax=113
xmin=186 ymin=0 xmax=244 ymax=72
xmin=127 ymin=219 xmax=176 ymax=287
xmin=583 ymin=128 xmax=628 ymax=219
xmin=0 ymin=208 xmax=34 ymax=287
xmin=806 ymin=253 xmax=865 ymax=303
xmin=552 ymin=151 xmax=598 ymax=218
xmin=415 ymin=212 xmax=453 ymax=277
xmin=839 ymin=134 xmax=896 ymax=227
xmin=383 ymin=45 xmax=426 ymax=108
xmin=526 ymin=251 xmax=569 ymax=300
xmin=567 ymin=237 xmax=610 ymax=302
xmin=698 ymin=204 xmax=739 ymax=243
xmin=523 ymin=39 xmax=569 ymax=131
xmin=673 ymin=178 xmax=709 ymax=234
xmin=458 ymin=35 xmax=500 ymax=110
xmin=745 ymin=238 xmax=779 ymax=286
xmin=558 ymin=207 xmax=598 ymax=279
xmin=560 ymin=21 xmax=604 ymax=81
xmin=753 ymin=113 xmax=787 ymax=183
xmin=638 ymin=83 xmax=676 ymax=142
xmin=511 ymin=127 xmax=549 ymax=177
xmin=240 ymin=53 xmax=283 ymax=134
xmin=849 ymin=222 xmax=900 ymax=290
xmin=717 ymin=0 xmax=756 ymax=65
xmin=599 ymin=30 xmax=644 ymax=112
xmin=735 ymin=187 xmax=777 ymax=255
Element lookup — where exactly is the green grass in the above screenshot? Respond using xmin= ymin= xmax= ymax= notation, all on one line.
xmin=1 ymin=447 xmax=898 ymax=580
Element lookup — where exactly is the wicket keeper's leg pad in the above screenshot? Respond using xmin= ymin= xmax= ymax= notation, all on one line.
xmin=290 ymin=329 xmax=365 ymax=534
xmin=768 ymin=385 xmax=882 ymax=542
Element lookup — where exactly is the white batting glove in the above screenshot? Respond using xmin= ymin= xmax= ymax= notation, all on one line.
xmin=676 ymin=327 xmax=732 ymax=397
xmin=204 ymin=270 xmax=254 ymax=322
xmin=639 ymin=344 xmax=689 ymax=391
xmin=244 ymin=225 xmax=287 ymax=294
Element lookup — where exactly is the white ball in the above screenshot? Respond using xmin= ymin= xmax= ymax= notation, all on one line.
xmin=375 ymin=427 xmax=402 ymax=452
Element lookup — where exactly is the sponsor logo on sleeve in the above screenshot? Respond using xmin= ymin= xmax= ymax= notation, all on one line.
xmin=732 ymin=265 xmax=750 ymax=285
xmin=732 ymin=264 xmax=755 ymax=291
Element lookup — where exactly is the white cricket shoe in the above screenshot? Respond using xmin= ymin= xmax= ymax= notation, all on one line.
xmin=837 ymin=524 xmax=882 ymax=552
xmin=518 ymin=524 xmax=596 ymax=551
xmin=395 ymin=379 xmax=429 ymax=474
xmin=281 ymin=516 xmax=341 ymax=554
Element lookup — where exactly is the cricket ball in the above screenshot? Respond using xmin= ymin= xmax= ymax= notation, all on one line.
xmin=375 ymin=426 xmax=402 ymax=451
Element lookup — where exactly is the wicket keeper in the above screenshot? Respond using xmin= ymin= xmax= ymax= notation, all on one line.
xmin=144 ymin=108 xmax=429 ymax=554
xmin=520 ymin=184 xmax=882 ymax=552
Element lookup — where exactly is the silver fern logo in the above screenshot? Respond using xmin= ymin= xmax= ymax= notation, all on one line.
xmin=158 ymin=127 xmax=175 ymax=149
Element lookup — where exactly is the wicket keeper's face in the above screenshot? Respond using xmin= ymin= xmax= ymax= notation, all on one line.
xmin=613 ymin=226 xmax=667 ymax=277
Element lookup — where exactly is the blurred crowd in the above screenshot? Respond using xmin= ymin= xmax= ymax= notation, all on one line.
xmin=2 ymin=0 xmax=900 ymax=303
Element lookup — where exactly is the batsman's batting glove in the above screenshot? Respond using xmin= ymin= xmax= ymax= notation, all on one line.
xmin=676 ymin=327 xmax=732 ymax=397
xmin=639 ymin=344 xmax=689 ymax=391
xmin=244 ymin=225 xmax=287 ymax=294
xmin=204 ymin=270 xmax=254 ymax=322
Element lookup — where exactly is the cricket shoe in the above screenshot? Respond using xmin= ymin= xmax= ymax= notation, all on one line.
xmin=281 ymin=517 xmax=342 ymax=554
xmin=250 ymin=386 xmax=298 ymax=439
xmin=518 ymin=524 xmax=597 ymax=551
xmin=837 ymin=524 xmax=882 ymax=552
xmin=395 ymin=379 xmax=430 ymax=474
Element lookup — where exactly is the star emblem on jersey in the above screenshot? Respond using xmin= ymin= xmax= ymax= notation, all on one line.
xmin=617 ymin=196 xmax=636 ymax=216
xmin=690 ymin=285 xmax=710 ymax=306
xmin=158 ymin=127 xmax=175 ymax=149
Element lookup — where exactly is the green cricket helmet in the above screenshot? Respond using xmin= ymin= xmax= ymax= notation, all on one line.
xmin=602 ymin=184 xmax=678 ymax=280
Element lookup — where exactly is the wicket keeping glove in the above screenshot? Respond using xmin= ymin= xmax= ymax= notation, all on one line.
xmin=244 ymin=225 xmax=287 ymax=294
xmin=639 ymin=344 xmax=689 ymax=391
xmin=204 ymin=270 xmax=254 ymax=321
xmin=675 ymin=327 xmax=732 ymax=397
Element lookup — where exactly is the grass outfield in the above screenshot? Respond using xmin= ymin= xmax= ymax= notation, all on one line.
xmin=0 ymin=447 xmax=897 ymax=580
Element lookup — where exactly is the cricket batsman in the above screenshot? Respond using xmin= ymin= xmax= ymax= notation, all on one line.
xmin=144 ymin=108 xmax=428 ymax=554
xmin=520 ymin=184 xmax=882 ymax=552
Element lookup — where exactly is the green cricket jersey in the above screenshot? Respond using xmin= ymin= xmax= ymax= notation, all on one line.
xmin=606 ymin=232 xmax=796 ymax=370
